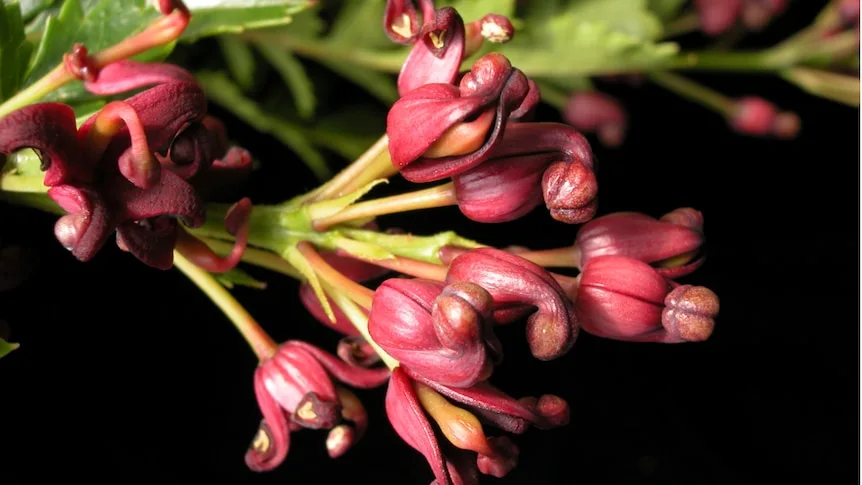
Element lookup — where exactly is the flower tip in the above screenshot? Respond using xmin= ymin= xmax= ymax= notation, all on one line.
xmin=526 ymin=312 xmax=577 ymax=361
xmin=660 ymin=207 xmax=705 ymax=231
xmin=479 ymin=14 xmax=514 ymax=43
xmin=542 ymin=160 xmax=599 ymax=224
xmin=477 ymin=436 xmax=520 ymax=478
xmin=225 ymin=197 xmax=252 ymax=236
xmin=292 ymin=392 xmax=342 ymax=430
xmin=662 ymin=285 xmax=719 ymax=342
xmin=54 ymin=214 xmax=84 ymax=251
xmin=326 ymin=424 xmax=355 ymax=459
xmin=244 ymin=420 xmax=282 ymax=472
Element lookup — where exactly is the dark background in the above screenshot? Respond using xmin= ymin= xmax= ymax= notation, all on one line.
xmin=0 ymin=1 xmax=858 ymax=483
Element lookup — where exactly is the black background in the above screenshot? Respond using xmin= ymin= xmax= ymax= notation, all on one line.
xmin=0 ymin=1 xmax=858 ymax=484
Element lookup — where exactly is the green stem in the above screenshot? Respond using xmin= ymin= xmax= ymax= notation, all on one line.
xmin=780 ymin=67 xmax=861 ymax=107
xmin=663 ymin=11 xmax=700 ymax=39
xmin=647 ymin=71 xmax=735 ymax=116
xmin=173 ymin=251 xmax=277 ymax=361
xmin=313 ymin=182 xmax=457 ymax=231
xmin=307 ymin=134 xmax=395 ymax=203
xmin=201 ymin=237 xmax=303 ymax=280
xmin=0 ymin=66 xmax=70 ymax=119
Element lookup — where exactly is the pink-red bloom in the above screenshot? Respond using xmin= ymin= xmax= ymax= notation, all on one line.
xmin=730 ymin=97 xmax=800 ymax=139
xmin=574 ymin=207 xmax=705 ymax=278
xmin=563 ymin=91 xmax=628 ymax=148
xmin=246 ymin=340 xmax=390 ymax=471
xmin=369 ymin=278 xmax=502 ymax=387
xmin=445 ymin=247 xmax=579 ymax=360
xmin=575 ymin=255 xmax=718 ymax=342
xmin=387 ymin=52 xmax=537 ymax=183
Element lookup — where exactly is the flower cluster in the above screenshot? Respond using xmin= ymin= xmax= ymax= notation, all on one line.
xmin=0 ymin=1 xmax=725 ymax=483
xmin=0 ymin=2 xmax=252 ymax=270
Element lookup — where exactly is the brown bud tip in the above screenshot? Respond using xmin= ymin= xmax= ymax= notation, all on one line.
xmin=773 ymin=111 xmax=801 ymax=139
xmin=477 ymin=436 xmax=520 ymax=478
xmin=536 ymin=394 xmax=570 ymax=427
xmin=326 ymin=424 xmax=355 ymax=459
xmin=291 ymin=392 xmax=342 ymax=429
xmin=525 ymin=312 xmax=574 ymax=361
xmin=662 ymin=285 xmax=719 ymax=342
xmin=542 ymin=160 xmax=598 ymax=224
xmin=479 ymin=14 xmax=514 ymax=43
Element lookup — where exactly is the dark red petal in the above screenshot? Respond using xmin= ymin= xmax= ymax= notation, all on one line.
xmin=285 ymin=340 xmax=391 ymax=389
xmin=47 ymin=185 xmax=115 ymax=262
xmin=109 ymin=169 xmax=205 ymax=227
xmin=0 ymin=103 xmax=84 ymax=186
xmin=246 ymin=370 xmax=291 ymax=472
xmin=386 ymin=367 xmax=453 ymax=485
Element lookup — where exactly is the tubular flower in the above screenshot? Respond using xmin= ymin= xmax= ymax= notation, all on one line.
xmin=368 ymin=278 xmax=502 ymax=388
xmin=563 ymin=91 xmax=628 ymax=148
xmin=0 ymin=60 xmax=246 ymax=268
xmin=245 ymin=340 xmax=391 ymax=472
xmin=574 ymin=207 xmax=705 ymax=278
xmin=445 ymin=247 xmax=578 ymax=361
xmin=387 ymin=52 xmax=538 ymax=183
xmin=398 ymin=7 xmax=467 ymax=96
xmin=453 ymin=122 xmax=597 ymax=224
xmin=574 ymin=255 xmax=719 ymax=343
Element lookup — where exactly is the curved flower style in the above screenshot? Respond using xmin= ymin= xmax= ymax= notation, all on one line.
xmin=0 ymin=60 xmax=246 ymax=269
xmin=387 ymin=52 xmax=538 ymax=183
xmin=445 ymin=247 xmax=578 ymax=361
xmin=453 ymin=122 xmax=597 ymax=224
xmin=575 ymin=207 xmax=705 ymax=278
xmin=369 ymin=278 xmax=502 ymax=388
xmin=245 ymin=340 xmax=391 ymax=472
xmin=575 ymin=255 xmax=718 ymax=343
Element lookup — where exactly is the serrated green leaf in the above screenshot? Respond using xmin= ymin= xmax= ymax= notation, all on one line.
xmin=1 ymin=1 xmax=31 ymax=102
xmin=501 ymin=0 xmax=677 ymax=77
xmin=196 ymin=70 xmax=331 ymax=180
xmin=0 ymin=337 xmax=19 ymax=359
xmin=255 ymin=43 xmax=315 ymax=119
xmin=180 ymin=0 xmax=314 ymax=42
xmin=218 ymin=35 xmax=257 ymax=92
xmin=215 ymin=267 xmax=268 ymax=290
xmin=647 ymin=0 xmax=688 ymax=21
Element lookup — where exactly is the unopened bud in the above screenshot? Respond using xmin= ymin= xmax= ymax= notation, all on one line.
xmin=662 ymin=285 xmax=719 ymax=342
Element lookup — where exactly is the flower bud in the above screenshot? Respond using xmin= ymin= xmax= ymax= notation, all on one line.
xmin=388 ymin=52 xmax=533 ymax=183
xmin=563 ymin=91 xmax=628 ymax=148
xmin=729 ymin=97 xmax=800 ymax=139
xmin=575 ymin=208 xmax=705 ymax=278
xmin=741 ymin=0 xmax=787 ymax=30
xmin=575 ymin=255 xmax=670 ymax=341
xmin=369 ymin=278 xmax=499 ymax=387
xmin=662 ymin=285 xmax=719 ymax=342
xmin=543 ymin=158 xmax=598 ymax=224
xmin=452 ymin=138 xmax=553 ymax=222
xmin=464 ymin=13 xmax=515 ymax=54
xmin=695 ymin=0 xmax=743 ymax=36
xmin=446 ymin=248 xmax=578 ymax=360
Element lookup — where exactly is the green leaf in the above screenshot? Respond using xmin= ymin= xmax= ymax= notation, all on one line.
xmin=179 ymin=0 xmax=314 ymax=42
xmin=647 ymin=0 xmax=688 ymax=22
xmin=255 ymin=42 xmax=315 ymax=119
xmin=215 ymin=267 xmax=268 ymax=289
xmin=0 ymin=1 xmax=31 ymax=102
xmin=0 ymin=337 xmax=19 ymax=359
xmin=196 ymin=70 xmax=331 ymax=180
xmin=502 ymin=0 xmax=678 ymax=78
xmin=218 ymin=35 xmax=257 ymax=91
